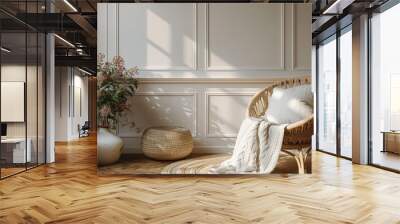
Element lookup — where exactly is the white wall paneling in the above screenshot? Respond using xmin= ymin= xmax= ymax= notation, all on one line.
xmin=97 ymin=3 xmax=312 ymax=154
xmin=115 ymin=82 xmax=271 ymax=154
xmin=205 ymin=92 xmax=256 ymax=137
xmin=98 ymin=3 xmax=312 ymax=78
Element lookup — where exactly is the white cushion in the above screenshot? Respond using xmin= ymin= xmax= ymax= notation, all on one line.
xmin=264 ymin=84 xmax=313 ymax=124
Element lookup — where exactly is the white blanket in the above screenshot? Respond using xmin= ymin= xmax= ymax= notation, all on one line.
xmin=210 ymin=117 xmax=286 ymax=174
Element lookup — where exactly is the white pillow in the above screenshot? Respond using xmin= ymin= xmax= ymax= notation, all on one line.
xmin=264 ymin=85 xmax=313 ymax=124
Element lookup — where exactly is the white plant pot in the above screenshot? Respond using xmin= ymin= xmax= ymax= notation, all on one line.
xmin=97 ymin=128 xmax=123 ymax=166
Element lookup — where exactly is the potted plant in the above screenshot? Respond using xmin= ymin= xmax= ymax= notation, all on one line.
xmin=97 ymin=53 xmax=138 ymax=165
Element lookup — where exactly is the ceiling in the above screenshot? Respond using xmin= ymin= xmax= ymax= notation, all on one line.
xmin=0 ymin=0 xmax=98 ymax=72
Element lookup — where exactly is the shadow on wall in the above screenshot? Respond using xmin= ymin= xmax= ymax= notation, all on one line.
xmin=118 ymin=89 xmax=196 ymax=137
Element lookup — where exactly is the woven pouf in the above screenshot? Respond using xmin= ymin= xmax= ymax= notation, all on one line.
xmin=142 ymin=127 xmax=193 ymax=161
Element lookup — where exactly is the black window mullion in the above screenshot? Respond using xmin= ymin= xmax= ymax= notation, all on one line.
xmin=367 ymin=11 xmax=373 ymax=165
xmin=315 ymin=44 xmax=320 ymax=151
xmin=36 ymin=0 xmax=39 ymax=168
xmin=24 ymin=0 xmax=28 ymax=171
xmin=336 ymin=29 xmax=341 ymax=157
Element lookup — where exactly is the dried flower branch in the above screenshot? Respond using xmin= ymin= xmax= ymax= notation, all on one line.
xmin=97 ymin=53 xmax=138 ymax=129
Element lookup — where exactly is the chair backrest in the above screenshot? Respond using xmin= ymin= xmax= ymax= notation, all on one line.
xmin=82 ymin=121 xmax=90 ymax=129
xmin=271 ymin=77 xmax=311 ymax=90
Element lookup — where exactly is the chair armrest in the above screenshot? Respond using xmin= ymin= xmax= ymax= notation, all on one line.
xmin=285 ymin=116 xmax=314 ymax=134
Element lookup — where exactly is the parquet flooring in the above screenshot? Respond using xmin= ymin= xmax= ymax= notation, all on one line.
xmin=1 ymin=135 xmax=400 ymax=223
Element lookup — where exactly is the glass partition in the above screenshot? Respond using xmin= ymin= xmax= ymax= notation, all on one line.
xmin=0 ymin=2 xmax=46 ymax=179
xmin=1 ymin=31 xmax=28 ymax=177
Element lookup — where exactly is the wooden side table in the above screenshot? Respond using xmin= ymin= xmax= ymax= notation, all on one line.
xmin=381 ymin=131 xmax=400 ymax=154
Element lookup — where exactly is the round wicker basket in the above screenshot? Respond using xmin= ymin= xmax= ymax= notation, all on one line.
xmin=142 ymin=127 xmax=193 ymax=161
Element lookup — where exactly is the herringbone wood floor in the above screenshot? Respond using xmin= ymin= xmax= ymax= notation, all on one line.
xmin=1 ymin=135 xmax=400 ymax=224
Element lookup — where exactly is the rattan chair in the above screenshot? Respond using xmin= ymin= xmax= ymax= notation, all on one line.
xmin=247 ymin=77 xmax=313 ymax=174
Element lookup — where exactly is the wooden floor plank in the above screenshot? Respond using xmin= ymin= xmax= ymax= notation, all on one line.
xmin=0 ymin=135 xmax=400 ymax=223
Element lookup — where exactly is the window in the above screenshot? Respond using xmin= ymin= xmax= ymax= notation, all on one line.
xmin=317 ymin=36 xmax=337 ymax=154
xmin=316 ymin=26 xmax=353 ymax=159
xmin=339 ymin=28 xmax=352 ymax=158
xmin=370 ymin=3 xmax=400 ymax=171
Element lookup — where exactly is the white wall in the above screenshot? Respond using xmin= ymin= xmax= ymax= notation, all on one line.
xmin=98 ymin=3 xmax=312 ymax=154
xmin=1 ymin=65 xmax=40 ymax=138
xmin=72 ymin=73 xmax=89 ymax=138
xmin=55 ymin=67 xmax=89 ymax=141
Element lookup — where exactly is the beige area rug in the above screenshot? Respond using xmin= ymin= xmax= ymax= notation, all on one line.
xmin=161 ymin=154 xmax=230 ymax=174
xmin=98 ymin=153 xmax=304 ymax=175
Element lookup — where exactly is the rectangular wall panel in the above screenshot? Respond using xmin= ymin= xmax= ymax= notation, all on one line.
xmin=293 ymin=4 xmax=312 ymax=71
xmin=106 ymin=4 xmax=119 ymax=61
xmin=118 ymin=93 xmax=197 ymax=138
xmin=206 ymin=93 xmax=254 ymax=137
xmin=118 ymin=3 xmax=197 ymax=70
xmin=206 ymin=4 xmax=284 ymax=70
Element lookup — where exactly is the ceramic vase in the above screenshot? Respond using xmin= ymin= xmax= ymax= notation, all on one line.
xmin=97 ymin=128 xmax=123 ymax=166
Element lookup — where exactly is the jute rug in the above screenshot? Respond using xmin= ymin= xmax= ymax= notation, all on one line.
xmin=98 ymin=153 xmax=302 ymax=175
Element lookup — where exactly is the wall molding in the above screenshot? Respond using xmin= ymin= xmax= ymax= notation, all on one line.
xmin=117 ymin=92 xmax=198 ymax=138
xmin=204 ymin=4 xmax=285 ymax=71
xmin=205 ymin=92 xmax=256 ymax=138
xmin=136 ymin=77 xmax=279 ymax=84
xmin=291 ymin=4 xmax=309 ymax=72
